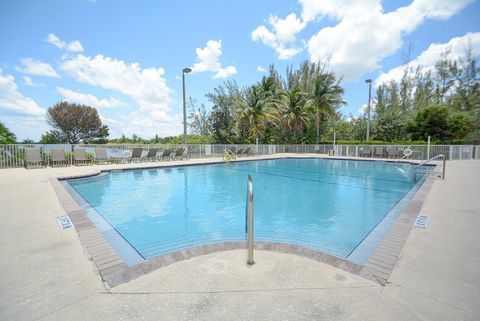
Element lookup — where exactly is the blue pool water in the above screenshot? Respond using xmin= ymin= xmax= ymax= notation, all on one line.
xmin=66 ymin=158 xmax=421 ymax=260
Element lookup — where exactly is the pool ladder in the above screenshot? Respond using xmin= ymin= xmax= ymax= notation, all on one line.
xmin=246 ymin=175 xmax=254 ymax=265
xmin=412 ymin=154 xmax=446 ymax=182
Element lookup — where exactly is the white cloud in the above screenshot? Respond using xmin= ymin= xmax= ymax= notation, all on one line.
xmin=358 ymin=101 xmax=376 ymax=114
xmin=251 ymin=13 xmax=305 ymax=60
xmin=117 ymin=111 xmax=182 ymax=138
xmin=60 ymin=54 xmax=172 ymax=112
xmin=257 ymin=65 xmax=266 ymax=72
xmin=1 ymin=115 xmax=48 ymax=141
xmin=191 ymin=40 xmax=237 ymax=79
xmin=0 ymin=69 xmax=45 ymax=117
xmin=22 ymin=76 xmax=37 ymax=87
xmin=46 ymin=33 xmax=84 ymax=52
xmin=213 ymin=66 xmax=237 ymax=79
xmin=305 ymin=0 xmax=473 ymax=81
xmin=60 ymin=53 xmax=181 ymax=137
xmin=376 ymin=32 xmax=480 ymax=86
xmin=15 ymin=58 xmax=59 ymax=78
xmin=66 ymin=40 xmax=84 ymax=52
xmin=56 ymin=87 xmax=127 ymax=109
xmin=252 ymin=0 xmax=473 ymax=80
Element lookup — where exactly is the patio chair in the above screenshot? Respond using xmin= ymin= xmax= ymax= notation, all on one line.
xmin=73 ymin=148 xmax=93 ymax=166
xmin=374 ymin=147 xmax=385 ymax=158
xmin=160 ymin=149 xmax=172 ymax=161
xmin=145 ymin=148 xmax=160 ymax=161
xmin=24 ymin=147 xmax=46 ymax=169
xmin=361 ymin=147 xmax=372 ymax=157
xmin=236 ymin=147 xmax=246 ymax=157
xmin=51 ymin=148 xmax=69 ymax=167
xmin=387 ymin=147 xmax=398 ymax=159
xmin=130 ymin=148 xmax=143 ymax=162
xmin=94 ymin=148 xmax=110 ymax=164
xmin=173 ymin=147 xmax=186 ymax=160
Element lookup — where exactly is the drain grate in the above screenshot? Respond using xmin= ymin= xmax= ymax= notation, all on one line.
xmin=414 ymin=215 xmax=429 ymax=229
xmin=57 ymin=216 xmax=73 ymax=230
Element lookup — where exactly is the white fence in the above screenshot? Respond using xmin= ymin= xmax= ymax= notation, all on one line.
xmin=0 ymin=143 xmax=479 ymax=169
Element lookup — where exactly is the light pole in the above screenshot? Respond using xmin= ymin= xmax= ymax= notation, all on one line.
xmin=182 ymin=67 xmax=192 ymax=149
xmin=365 ymin=79 xmax=372 ymax=141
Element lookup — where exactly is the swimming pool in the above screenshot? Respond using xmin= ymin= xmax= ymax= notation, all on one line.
xmin=65 ymin=158 xmax=423 ymax=263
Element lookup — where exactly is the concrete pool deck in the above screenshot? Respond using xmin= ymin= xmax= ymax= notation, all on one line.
xmin=0 ymin=155 xmax=479 ymax=320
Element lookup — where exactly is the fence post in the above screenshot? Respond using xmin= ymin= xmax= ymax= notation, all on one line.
xmin=427 ymin=136 xmax=431 ymax=159
xmin=449 ymin=145 xmax=453 ymax=160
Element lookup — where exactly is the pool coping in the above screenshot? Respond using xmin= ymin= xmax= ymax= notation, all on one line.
xmin=49 ymin=155 xmax=436 ymax=287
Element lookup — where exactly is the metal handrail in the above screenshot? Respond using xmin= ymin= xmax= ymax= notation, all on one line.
xmin=246 ymin=175 xmax=254 ymax=265
xmin=413 ymin=154 xmax=446 ymax=182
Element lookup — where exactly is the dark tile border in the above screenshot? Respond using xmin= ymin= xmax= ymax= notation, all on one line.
xmin=49 ymin=156 xmax=436 ymax=288
xmin=362 ymin=174 xmax=435 ymax=284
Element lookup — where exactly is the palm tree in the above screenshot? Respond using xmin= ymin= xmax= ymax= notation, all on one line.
xmin=236 ymin=84 xmax=277 ymax=145
xmin=309 ymin=73 xmax=345 ymax=144
xmin=277 ymin=87 xmax=310 ymax=142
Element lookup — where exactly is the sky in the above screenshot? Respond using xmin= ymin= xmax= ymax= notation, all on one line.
xmin=0 ymin=0 xmax=479 ymax=141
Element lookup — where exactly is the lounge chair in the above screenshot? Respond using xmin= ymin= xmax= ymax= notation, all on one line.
xmin=173 ymin=147 xmax=186 ymax=160
xmin=94 ymin=148 xmax=110 ymax=164
xmin=387 ymin=147 xmax=398 ymax=159
xmin=243 ymin=147 xmax=252 ymax=156
xmin=51 ymin=148 xmax=69 ymax=167
xmin=374 ymin=147 xmax=384 ymax=158
xmin=236 ymin=147 xmax=246 ymax=157
xmin=130 ymin=148 xmax=143 ymax=162
xmin=24 ymin=147 xmax=46 ymax=169
xmin=361 ymin=147 xmax=372 ymax=157
xmin=73 ymin=148 xmax=93 ymax=165
xmin=145 ymin=148 xmax=160 ymax=161
xmin=160 ymin=149 xmax=172 ymax=161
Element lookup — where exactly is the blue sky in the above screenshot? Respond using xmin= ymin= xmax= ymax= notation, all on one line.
xmin=1 ymin=0 xmax=479 ymax=140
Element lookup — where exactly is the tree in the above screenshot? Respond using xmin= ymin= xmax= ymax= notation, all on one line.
xmin=40 ymin=130 xmax=65 ymax=144
xmin=236 ymin=84 xmax=277 ymax=144
xmin=277 ymin=87 xmax=310 ymax=142
xmin=207 ymin=81 xmax=240 ymax=143
xmin=187 ymin=98 xmax=212 ymax=136
xmin=309 ymin=72 xmax=344 ymax=144
xmin=373 ymin=109 xmax=407 ymax=141
xmin=447 ymin=113 xmax=474 ymax=140
xmin=405 ymin=105 xmax=472 ymax=141
xmin=47 ymin=101 xmax=109 ymax=144
xmin=0 ymin=122 xmax=16 ymax=144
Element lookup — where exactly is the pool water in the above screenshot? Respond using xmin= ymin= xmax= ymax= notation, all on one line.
xmin=66 ymin=158 xmax=421 ymax=260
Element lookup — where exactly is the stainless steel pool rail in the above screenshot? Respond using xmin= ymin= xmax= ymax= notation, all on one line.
xmin=246 ymin=175 xmax=254 ymax=265
xmin=412 ymin=154 xmax=446 ymax=182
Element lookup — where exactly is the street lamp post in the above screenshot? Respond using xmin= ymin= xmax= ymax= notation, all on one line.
xmin=182 ymin=67 xmax=192 ymax=149
xmin=365 ymin=79 xmax=372 ymax=141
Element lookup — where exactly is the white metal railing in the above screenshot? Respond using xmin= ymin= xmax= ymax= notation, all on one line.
xmin=246 ymin=175 xmax=254 ymax=265
xmin=412 ymin=154 xmax=446 ymax=182
xmin=0 ymin=143 xmax=479 ymax=169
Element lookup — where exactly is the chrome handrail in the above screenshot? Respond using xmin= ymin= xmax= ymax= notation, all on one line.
xmin=413 ymin=154 xmax=446 ymax=182
xmin=246 ymin=175 xmax=254 ymax=265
